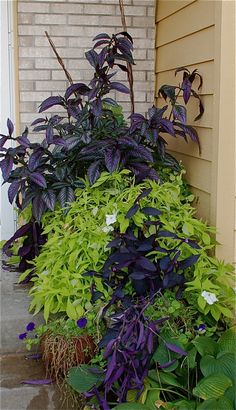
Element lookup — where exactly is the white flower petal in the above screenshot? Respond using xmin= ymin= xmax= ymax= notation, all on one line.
xmin=105 ymin=214 xmax=117 ymax=226
xmin=201 ymin=290 xmax=218 ymax=305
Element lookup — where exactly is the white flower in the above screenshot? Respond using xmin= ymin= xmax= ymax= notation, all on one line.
xmin=105 ymin=213 xmax=117 ymax=226
xmin=42 ymin=270 xmax=49 ymax=275
xmin=201 ymin=290 xmax=218 ymax=305
xmin=92 ymin=207 xmax=98 ymax=216
xmin=71 ymin=279 xmax=78 ymax=286
xmin=102 ymin=225 xmax=114 ymax=233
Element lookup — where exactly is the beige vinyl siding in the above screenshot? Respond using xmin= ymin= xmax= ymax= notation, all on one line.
xmin=155 ymin=0 xmax=235 ymax=265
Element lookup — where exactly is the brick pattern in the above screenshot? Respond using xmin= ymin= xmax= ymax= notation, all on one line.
xmin=17 ymin=0 xmax=155 ymax=132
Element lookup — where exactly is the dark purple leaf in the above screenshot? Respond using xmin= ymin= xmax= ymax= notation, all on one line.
xmin=39 ymin=96 xmax=64 ymax=113
xmin=104 ymin=351 xmax=117 ymax=382
xmin=182 ymin=78 xmax=192 ymax=104
xmin=166 ymin=343 xmax=187 ymax=356
xmin=158 ymin=231 xmax=178 ymax=239
xmin=102 ymin=97 xmax=118 ymax=107
xmin=21 ymin=379 xmax=53 ymax=385
xmin=136 ymin=188 xmax=152 ymax=202
xmin=141 ymin=207 xmax=161 ymax=217
xmin=42 ymin=190 xmax=56 ymax=211
xmin=1 ymin=156 xmax=14 ymax=180
xmin=87 ymin=161 xmax=101 ymax=185
xmin=29 ymin=173 xmax=47 ymax=188
xmin=8 ymin=181 xmax=20 ymax=204
xmin=85 ymin=49 xmax=98 ymax=68
xmin=137 ymin=256 xmax=156 ymax=272
xmin=32 ymin=196 xmax=46 ymax=222
xmin=7 ymin=118 xmax=14 ymax=136
xmin=105 ymin=148 xmax=120 ymax=172
xmin=31 ymin=117 xmax=47 ymax=126
xmin=118 ymin=31 xmax=133 ymax=44
xmin=0 ymin=136 xmax=8 ymax=148
xmin=17 ymin=135 xmax=30 ymax=148
xmin=93 ymin=33 xmax=111 ymax=41
xmin=173 ymin=105 xmax=187 ymax=123
xmin=159 ymin=359 xmax=177 ymax=369
xmin=158 ymin=85 xmax=176 ymax=101
xmin=110 ymin=82 xmax=130 ymax=94
xmin=161 ymin=118 xmax=175 ymax=136
xmin=178 ymin=254 xmax=200 ymax=270
xmin=64 ymin=83 xmax=90 ymax=100
xmin=126 ymin=203 xmax=139 ymax=219
xmin=46 ymin=126 xmax=54 ymax=144
xmin=93 ymin=39 xmax=110 ymax=49
xmin=28 ymin=150 xmax=43 ymax=172
xmin=131 ymin=145 xmax=153 ymax=163
xmin=3 ymin=222 xmax=32 ymax=255
xmin=130 ymin=271 xmax=146 ymax=280
xmin=58 ymin=186 xmax=75 ymax=208
xmin=92 ymin=99 xmax=102 ymax=117
xmin=18 ymin=244 xmax=32 ymax=257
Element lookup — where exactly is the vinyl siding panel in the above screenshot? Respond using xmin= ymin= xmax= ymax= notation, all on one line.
xmin=155 ymin=0 xmax=235 ymax=264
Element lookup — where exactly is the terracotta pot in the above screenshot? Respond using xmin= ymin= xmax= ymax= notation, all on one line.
xmin=40 ymin=332 xmax=96 ymax=379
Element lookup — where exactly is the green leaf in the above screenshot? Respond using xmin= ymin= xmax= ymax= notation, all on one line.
xmin=193 ymin=373 xmax=232 ymax=400
xmin=158 ymin=371 xmax=182 ymax=388
xmin=145 ymin=389 xmax=160 ymax=410
xmin=66 ymin=365 xmax=103 ymax=393
xmin=200 ymin=353 xmax=236 ymax=380
xmin=218 ymin=327 xmax=236 ymax=353
xmin=192 ymin=336 xmax=218 ymax=357
xmin=197 ymin=397 xmax=233 ymax=410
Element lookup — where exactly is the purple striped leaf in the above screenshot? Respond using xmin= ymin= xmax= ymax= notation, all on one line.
xmin=110 ymin=82 xmax=130 ymax=94
xmin=29 ymin=173 xmax=47 ymax=188
xmin=93 ymin=33 xmax=111 ymax=41
xmin=1 ymin=156 xmax=14 ymax=181
xmin=39 ymin=96 xmax=64 ymax=113
xmin=0 ymin=136 xmax=7 ymax=148
xmin=65 ymin=83 xmax=90 ymax=100
xmin=104 ymin=148 xmax=121 ymax=172
xmin=8 ymin=181 xmax=20 ymax=204
xmin=87 ymin=161 xmax=101 ymax=185
xmin=58 ymin=186 xmax=75 ymax=208
xmin=42 ymin=190 xmax=56 ymax=211
xmin=32 ymin=196 xmax=46 ymax=222
xmin=173 ymin=105 xmax=187 ymax=124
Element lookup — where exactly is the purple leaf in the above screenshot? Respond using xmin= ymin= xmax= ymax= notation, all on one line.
xmin=28 ymin=150 xmax=43 ymax=172
xmin=39 ymin=96 xmax=64 ymax=113
xmin=110 ymin=82 xmax=130 ymax=94
xmin=46 ymin=126 xmax=54 ymax=144
xmin=159 ymin=359 xmax=177 ymax=369
xmin=8 ymin=181 xmax=20 ymax=204
xmin=93 ymin=39 xmax=110 ymax=49
xmin=93 ymin=33 xmax=111 ymax=41
xmin=7 ymin=118 xmax=14 ymax=136
xmin=105 ymin=148 xmax=121 ymax=172
xmin=57 ymin=186 xmax=75 ymax=208
xmin=182 ymin=78 xmax=192 ymax=104
xmin=0 ymin=136 xmax=8 ymax=148
xmin=137 ymin=256 xmax=156 ymax=272
xmin=136 ymin=188 xmax=152 ymax=202
xmin=21 ymin=379 xmax=53 ymax=385
xmin=85 ymin=49 xmax=98 ymax=68
xmin=178 ymin=254 xmax=200 ymax=270
xmin=173 ymin=105 xmax=187 ymax=123
xmin=161 ymin=118 xmax=175 ymax=136
xmin=29 ymin=173 xmax=47 ymax=188
xmin=87 ymin=161 xmax=101 ymax=185
xmin=31 ymin=117 xmax=47 ymax=126
xmin=126 ymin=203 xmax=139 ymax=219
xmin=131 ymin=145 xmax=153 ymax=163
xmin=141 ymin=207 xmax=161 ymax=217
xmin=1 ymin=156 xmax=14 ymax=180
xmin=17 ymin=135 xmax=30 ymax=148
xmin=32 ymin=196 xmax=46 ymax=222
xmin=64 ymin=83 xmax=90 ymax=100
xmin=166 ymin=343 xmax=187 ymax=357
xmin=18 ymin=244 xmax=32 ymax=257
xmin=104 ymin=351 xmax=117 ymax=382
xmin=42 ymin=190 xmax=56 ymax=211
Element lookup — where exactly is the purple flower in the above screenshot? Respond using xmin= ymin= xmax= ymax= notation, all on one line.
xmin=19 ymin=332 xmax=27 ymax=340
xmin=197 ymin=324 xmax=206 ymax=333
xmin=77 ymin=317 xmax=87 ymax=329
xmin=26 ymin=322 xmax=36 ymax=332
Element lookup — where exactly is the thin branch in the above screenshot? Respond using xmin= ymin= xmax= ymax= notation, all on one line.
xmin=45 ymin=31 xmax=73 ymax=85
xmin=119 ymin=0 xmax=135 ymax=115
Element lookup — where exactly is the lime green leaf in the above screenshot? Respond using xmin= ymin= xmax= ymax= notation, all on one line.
xmin=193 ymin=373 xmax=232 ymax=400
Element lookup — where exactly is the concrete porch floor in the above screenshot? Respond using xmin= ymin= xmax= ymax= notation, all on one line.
xmin=0 ymin=255 xmax=75 ymax=410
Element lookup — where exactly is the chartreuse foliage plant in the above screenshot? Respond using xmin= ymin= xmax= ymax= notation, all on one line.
xmin=23 ymin=170 xmax=234 ymax=326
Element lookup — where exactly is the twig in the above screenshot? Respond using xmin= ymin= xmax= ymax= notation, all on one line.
xmin=119 ymin=0 xmax=135 ymax=114
xmin=45 ymin=31 xmax=73 ymax=85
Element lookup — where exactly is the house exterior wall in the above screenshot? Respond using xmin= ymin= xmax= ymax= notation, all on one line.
xmin=17 ymin=0 xmax=155 ymax=134
xmin=155 ymin=0 xmax=235 ymax=265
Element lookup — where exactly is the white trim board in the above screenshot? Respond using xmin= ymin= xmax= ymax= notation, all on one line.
xmin=0 ymin=0 xmax=17 ymax=241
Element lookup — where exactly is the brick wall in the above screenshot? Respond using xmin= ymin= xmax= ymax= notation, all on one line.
xmin=17 ymin=0 xmax=155 ymax=133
